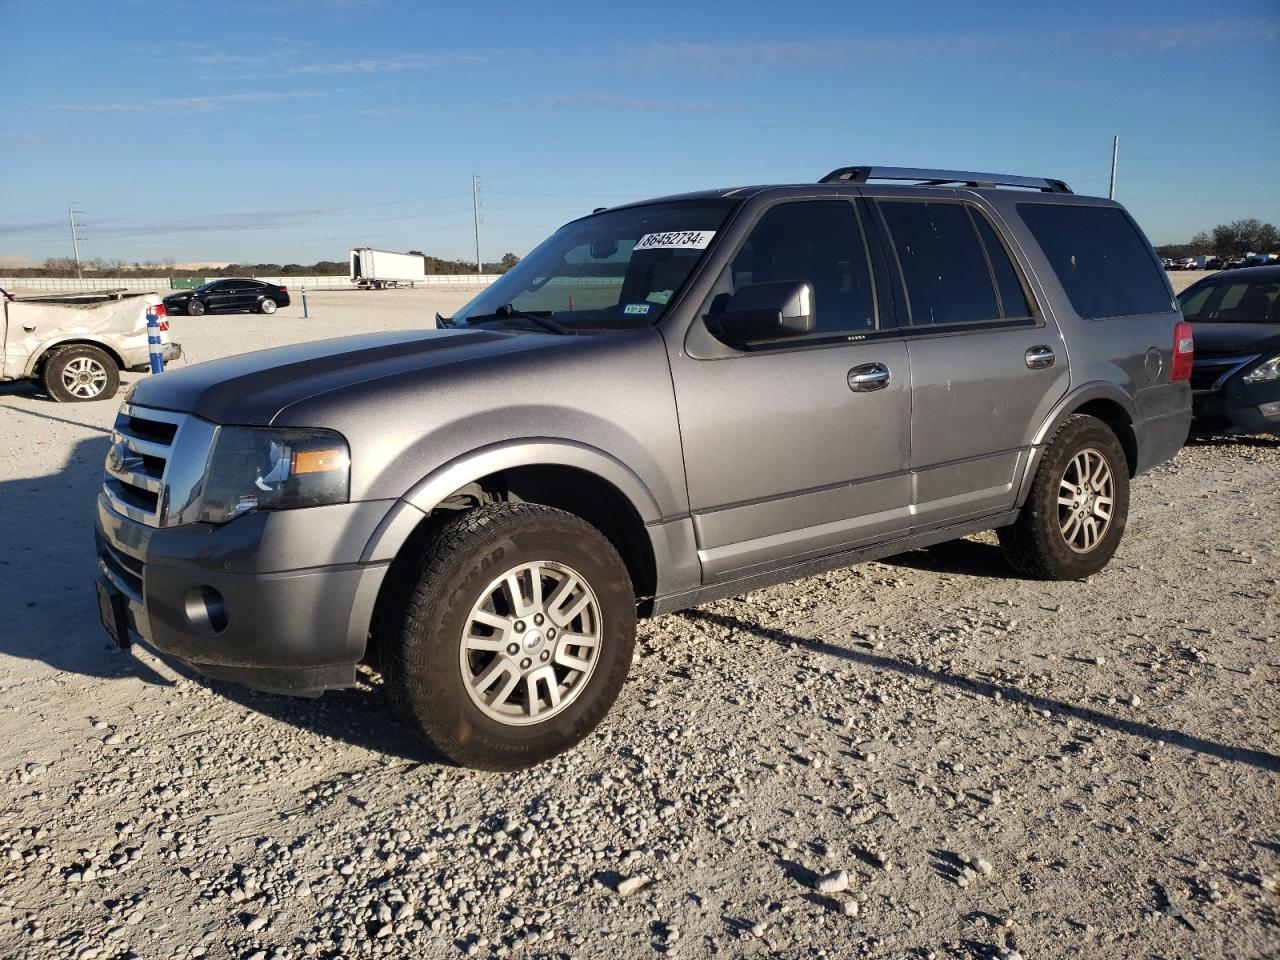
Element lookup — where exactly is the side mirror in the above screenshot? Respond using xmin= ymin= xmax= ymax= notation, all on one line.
xmin=705 ymin=280 xmax=813 ymax=346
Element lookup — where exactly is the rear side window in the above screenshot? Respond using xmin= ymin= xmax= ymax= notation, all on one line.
xmin=879 ymin=200 xmax=1026 ymax=326
xmin=1018 ymin=204 xmax=1173 ymax=319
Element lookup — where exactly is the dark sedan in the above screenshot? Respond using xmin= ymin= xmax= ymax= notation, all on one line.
xmin=1178 ymin=264 xmax=1280 ymax=437
xmin=163 ymin=278 xmax=291 ymax=317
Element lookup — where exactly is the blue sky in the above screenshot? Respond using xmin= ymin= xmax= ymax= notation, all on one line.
xmin=1 ymin=0 xmax=1278 ymax=266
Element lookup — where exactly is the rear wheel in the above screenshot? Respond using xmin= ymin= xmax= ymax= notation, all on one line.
xmin=379 ymin=503 xmax=636 ymax=769
xmin=259 ymin=298 xmax=277 ymax=315
xmin=998 ymin=414 xmax=1129 ymax=579
xmin=43 ymin=345 xmax=119 ymax=402
xmin=188 ymin=298 xmax=206 ymax=317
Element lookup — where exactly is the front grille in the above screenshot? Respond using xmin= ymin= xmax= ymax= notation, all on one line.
xmin=1190 ymin=353 xmax=1259 ymax=393
xmin=102 ymin=404 xmax=188 ymax=527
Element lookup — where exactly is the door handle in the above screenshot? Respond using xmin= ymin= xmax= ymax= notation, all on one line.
xmin=848 ymin=362 xmax=890 ymax=392
xmin=1025 ymin=345 xmax=1056 ymax=369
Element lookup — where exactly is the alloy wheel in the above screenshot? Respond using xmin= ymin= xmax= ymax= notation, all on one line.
xmin=1057 ymin=447 xmax=1114 ymax=553
xmin=458 ymin=560 xmax=602 ymax=725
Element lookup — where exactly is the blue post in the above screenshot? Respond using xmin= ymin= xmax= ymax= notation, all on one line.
xmin=302 ymin=283 xmax=309 ymax=318
xmin=146 ymin=306 xmax=165 ymax=374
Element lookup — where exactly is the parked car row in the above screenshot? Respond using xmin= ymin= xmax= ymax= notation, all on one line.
xmin=1165 ymin=255 xmax=1279 ymax=271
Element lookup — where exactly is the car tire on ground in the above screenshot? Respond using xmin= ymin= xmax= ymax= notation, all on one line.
xmin=42 ymin=344 xmax=120 ymax=403
xmin=188 ymin=299 xmax=206 ymax=317
xmin=379 ymin=502 xmax=636 ymax=770
xmin=259 ymin=298 xmax=277 ymax=315
xmin=998 ymin=414 xmax=1130 ymax=580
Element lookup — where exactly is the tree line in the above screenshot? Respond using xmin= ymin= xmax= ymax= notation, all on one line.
xmin=1155 ymin=218 xmax=1279 ymax=261
xmin=6 ymin=252 xmax=522 ymax=278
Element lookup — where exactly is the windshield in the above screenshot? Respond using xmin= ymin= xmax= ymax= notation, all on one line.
xmin=1178 ymin=279 xmax=1280 ymax=324
xmin=453 ymin=200 xmax=737 ymax=330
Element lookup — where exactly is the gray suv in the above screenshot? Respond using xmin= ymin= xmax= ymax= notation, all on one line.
xmin=94 ymin=166 xmax=1193 ymax=769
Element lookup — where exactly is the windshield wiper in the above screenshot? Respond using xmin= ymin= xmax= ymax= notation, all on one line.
xmin=465 ymin=305 xmax=572 ymax=335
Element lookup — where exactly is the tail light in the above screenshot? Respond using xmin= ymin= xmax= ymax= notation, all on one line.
xmin=279 ymin=286 xmax=288 ymax=293
xmin=1170 ymin=320 xmax=1194 ymax=382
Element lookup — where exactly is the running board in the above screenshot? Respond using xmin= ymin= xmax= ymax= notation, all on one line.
xmin=649 ymin=511 xmax=1019 ymax=617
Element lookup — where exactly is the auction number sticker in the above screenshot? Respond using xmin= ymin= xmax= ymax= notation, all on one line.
xmin=634 ymin=230 xmax=715 ymax=251
xmin=623 ymin=303 xmax=652 ymax=315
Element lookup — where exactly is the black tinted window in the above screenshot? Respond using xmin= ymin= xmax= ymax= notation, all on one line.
xmin=1019 ymin=204 xmax=1173 ymax=318
xmin=1178 ymin=280 xmax=1280 ymax=324
xmin=972 ymin=210 xmax=1032 ymax=318
xmin=730 ymin=200 xmax=875 ymax=334
xmin=880 ymin=201 xmax=999 ymax=325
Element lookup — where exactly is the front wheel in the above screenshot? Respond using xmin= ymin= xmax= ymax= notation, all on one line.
xmin=379 ymin=503 xmax=636 ymax=770
xmin=188 ymin=298 xmax=206 ymax=317
xmin=998 ymin=414 xmax=1129 ymax=579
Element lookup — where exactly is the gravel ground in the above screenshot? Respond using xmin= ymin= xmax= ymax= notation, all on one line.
xmin=1 ymin=278 xmax=1277 ymax=960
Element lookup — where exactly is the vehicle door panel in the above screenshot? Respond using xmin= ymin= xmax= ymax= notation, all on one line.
xmin=666 ymin=197 xmax=915 ymax=583
xmin=865 ymin=193 xmax=1069 ymax=526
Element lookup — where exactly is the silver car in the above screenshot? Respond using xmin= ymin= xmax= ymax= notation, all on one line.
xmin=94 ymin=166 xmax=1192 ymax=769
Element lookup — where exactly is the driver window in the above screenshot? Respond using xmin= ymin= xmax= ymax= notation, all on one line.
xmin=730 ymin=200 xmax=877 ymax=335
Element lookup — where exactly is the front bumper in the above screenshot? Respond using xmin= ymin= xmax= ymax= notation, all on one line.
xmin=94 ymin=495 xmax=395 ymax=695
xmin=1191 ymin=381 xmax=1280 ymax=436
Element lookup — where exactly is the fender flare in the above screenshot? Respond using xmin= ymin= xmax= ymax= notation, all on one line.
xmin=360 ymin=438 xmax=664 ymax=564
xmin=1016 ymin=381 xmax=1138 ymax=506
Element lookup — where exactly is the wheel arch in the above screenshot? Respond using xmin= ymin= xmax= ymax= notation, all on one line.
xmin=29 ymin=338 xmax=125 ymax=377
xmin=361 ymin=442 xmax=663 ymax=653
xmin=1018 ymin=383 xmax=1138 ymax=506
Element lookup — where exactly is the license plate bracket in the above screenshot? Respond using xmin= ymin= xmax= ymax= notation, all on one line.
xmin=96 ymin=577 xmax=131 ymax=649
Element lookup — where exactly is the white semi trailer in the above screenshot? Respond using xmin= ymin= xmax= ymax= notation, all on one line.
xmin=349 ymin=248 xmax=427 ymax=289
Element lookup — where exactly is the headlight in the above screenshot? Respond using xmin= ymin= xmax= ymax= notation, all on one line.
xmin=198 ymin=426 xmax=350 ymax=523
xmin=1244 ymin=354 xmax=1280 ymax=385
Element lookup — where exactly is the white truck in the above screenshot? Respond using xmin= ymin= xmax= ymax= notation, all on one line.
xmin=349 ymin=248 xmax=427 ymax=289
xmin=0 ymin=288 xmax=181 ymax=402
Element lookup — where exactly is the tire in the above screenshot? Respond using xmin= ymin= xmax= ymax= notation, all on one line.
xmin=259 ymin=298 xmax=277 ymax=315
xmin=998 ymin=414 xmax=1129 ymax=580
xmin=379 ymin=502 xmax=636 ymax=770
xmin=188 ymin=298 xmax=206 ymax=317
xmin=42 ymin=345 xmax=120 ymax=403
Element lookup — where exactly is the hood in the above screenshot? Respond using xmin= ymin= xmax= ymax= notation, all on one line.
xmin=1190 ymin=321 xmax=1280 ymax=356
xmin=126 ymin=327 xmax=537 ymax=424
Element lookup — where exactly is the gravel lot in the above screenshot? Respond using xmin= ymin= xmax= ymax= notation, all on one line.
xmin=1 ymin=276 xmax=1277 ymax=960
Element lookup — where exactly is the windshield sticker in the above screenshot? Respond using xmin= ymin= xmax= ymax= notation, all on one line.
xmin=646 ymin=290 xmax=672 ymax=305
xmin=623 ymin=303 xmax=651 ymax=315
xmin=634 ymin=230 xmax=715 ymax=251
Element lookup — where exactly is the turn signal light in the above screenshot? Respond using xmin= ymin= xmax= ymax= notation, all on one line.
xmin=1170 ymin=320 xmax=1194 ymax=382
xmin=292 ymin=448 xmax=347 ymax=475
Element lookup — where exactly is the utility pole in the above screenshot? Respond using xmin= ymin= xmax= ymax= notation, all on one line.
xmin=1109 ymin=135 xmax=1119 ymax=200
xmin=472 ymin=175 xmax=482 ymax=276
xmin=68 ymin=202 xmax=83 ymax=278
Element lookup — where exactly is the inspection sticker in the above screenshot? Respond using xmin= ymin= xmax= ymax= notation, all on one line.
xmin=623 ymin=303 xmax=651 ymax=315
xmin=634 ymin=230 xmax=715 ymax=251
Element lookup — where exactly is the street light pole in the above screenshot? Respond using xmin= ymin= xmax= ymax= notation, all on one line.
xmin=1109 ymin=135 xmax=1119 ymax=200
xmin=472 ymin=175 xmax=482 ymax=276
xmin=68 ymin=202 xmax=83 ymax=278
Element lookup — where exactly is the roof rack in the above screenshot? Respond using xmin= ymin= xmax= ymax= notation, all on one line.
xmin=819 ymin=165 xmax=1072 ymax=194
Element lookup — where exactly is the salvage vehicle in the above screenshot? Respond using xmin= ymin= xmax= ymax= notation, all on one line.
xmin=1 ymin=288 xmax=180 ymax=402
xmin=94 ymin=166 xmax=1192 ymax=769
xmin=1179 ymin=264 xmax=1280 ymax=436
xmin=163 ymin=278 xmax=290 ymax=316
